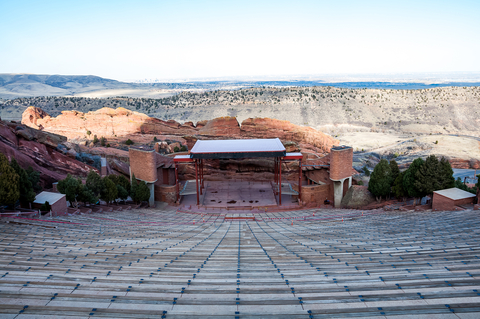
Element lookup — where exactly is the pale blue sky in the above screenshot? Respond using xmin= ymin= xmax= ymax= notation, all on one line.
xmin=0 ymin=0 xmax=479 ymax=81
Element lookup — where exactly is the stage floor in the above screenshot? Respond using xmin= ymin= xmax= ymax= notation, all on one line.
xmin=179 ymin=181 xmax=299 ymax=209
xmin=203 ymin=181 xmax=276 ymax=208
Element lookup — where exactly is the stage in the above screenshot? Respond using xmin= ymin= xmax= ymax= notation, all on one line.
xmin=179 ymin=180 xmax=299 ymax=210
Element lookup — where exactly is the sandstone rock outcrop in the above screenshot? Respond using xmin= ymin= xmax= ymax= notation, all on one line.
xmin=0 ymin=119 xmax=98 ymax=188
xmin=341 ymin=185 xmax=376 ymax=208
xmin=22 ymin=107 xmax=339 ymax=154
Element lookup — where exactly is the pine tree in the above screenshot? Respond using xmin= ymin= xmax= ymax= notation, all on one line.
xmin=26 ymin=166 xmax=41 ymax=192
xmin=415 ymin=155 xmax=441 ymax=198
xmin=438 ymin=157 xmax=455 ymax=190
xmin=0 ymin=153 xmax=20 ymax=206
xmin=86 ymin=170 xmax=104 ymax=197
xmin=403 ymin=157 xmax=424 ymax=204
xmin=389 ymin=159 xmax=400 ymax=183
xmin=130 ymin=173 xmax=138 ymax=199
xmin=101 ymin=177 xmax=118 ymax=205
xmin=368 ymin=159 xmax=392 ymax=201
xmin=117 ymin=175 xmax=131 ymax=194
xmin=57 ymin=174 xmax=81 ymax=207
xmin=10 ymin=159 xmax=36 ymax=205
xmin=116 ymin=185 xmax=129 ymax=203
xmin=76 ymin=183 xmax=98 ymax=206
xmin=392 ymin=171 xmax=407 ymax=201
xmin=136 ymin=181 xmax=151 ymax=203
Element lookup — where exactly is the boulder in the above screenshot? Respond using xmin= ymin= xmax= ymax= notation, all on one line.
xmin=341 ymin=185 xmax=376 ymax=208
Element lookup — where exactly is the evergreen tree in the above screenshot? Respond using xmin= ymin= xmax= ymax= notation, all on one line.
xmin=389 ymin=159 xmax=400 ymax=183
xmin=0 ymin=153 xmax=20 ymax=206
xmin=116 ymin=185 xmax=129 ymax=203
xmin=403 ymin=157 xmax=424 ymax=204
xmin=368 ymin=159 xmax=393 ymax=201
xmin=101 ymin=177 xmax=118 ymax=205
xmin=26 ymin=166 xmax=41 ymax=192
xmin=57 ymin=174 xmax=81 ymax=207
xmin=130 ymin=173 xmax=138 ymax=199
xmin=117 ymin=175 xmax=131 ymax=194
xmin=438 ymin=157 xmax=455 ymax=190
xmin=86 ymin=170 xmax=104 ymax=197
xmin=415 ymin=155 xmax=441 ymax=198
xmin=392 ymin=171 xmax=407 ymax=201
xmin=40 ymin=201 xmax=51 ymax=212
xmin=76 ymin=183 xmax=98 ymax=206
xmin=10 ymin=159 xmax=36 ymax=205
xmin=135 ymin=181 xmax=151 ymax=203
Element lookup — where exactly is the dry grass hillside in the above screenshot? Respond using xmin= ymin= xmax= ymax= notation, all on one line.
xmin=2 ymin=86 xmax=479 ymax=136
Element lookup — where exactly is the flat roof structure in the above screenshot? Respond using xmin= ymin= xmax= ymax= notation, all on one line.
xmin=33 ymin=191 xmax=65 ymax=205
xmin=189 ymin=138 xmax=286 ymax=159
xmin=433 ymin=187 xmax=476 ymax=200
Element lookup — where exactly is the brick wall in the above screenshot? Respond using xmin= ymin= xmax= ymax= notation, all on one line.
xmin=52 ymin=197 xmax=68 ymax=215
xmin=432 ymin=193 xmax=454 ymax=211
xmin=301 ymin=184 xmax=332 ymax=205
xmin=454 ymin=197 xmax=475 ymax=206
xmin=433 ymin=193 xmax=475 ymax=211
xmin=155 ymin=184 xmax=178 ymax=204
xmin=129 ymin=148 xmax=157 ymax=182
xmin=330 ymin=146 xmax=353 ymax=181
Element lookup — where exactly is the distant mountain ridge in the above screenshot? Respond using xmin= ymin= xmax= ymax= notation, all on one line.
xmin=1 ymin=73 xmax=480 ymax=99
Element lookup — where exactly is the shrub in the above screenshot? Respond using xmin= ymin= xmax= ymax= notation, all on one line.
xmin=100 ymin=136 xmax=106 ymax=146
xmin=86 ymin=130 xmax=91 ymax=136
xmin=362 ymin=166 xmax=370 ymax=176
xmin=93 ymin=135 xmax=99 ymax=144
xmin=153 ymin=136 xmax=158 ymax=142
xmin=40 ymin=201 xmax=51 ymax=212
xmin=357 ymin=181 xmax=364 ymax=186
xmin=435 ymin=140 xmax=438 ymax=144
xmin=125 ymin=139 xmax=134 ymax=145
xmin=180 ymin=145 xmax=187 ymax=152
xmin=174 ymin=146 xmax=180 ymax=152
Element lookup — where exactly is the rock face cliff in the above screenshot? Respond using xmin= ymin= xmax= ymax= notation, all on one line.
xmin=22 ymin=106 xmax=338 ymax=154
xmin=0 ymin=119 xmax=98 ymax=188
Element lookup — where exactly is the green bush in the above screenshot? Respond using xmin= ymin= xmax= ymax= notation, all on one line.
xmin=93 ymin=135 xmax=99 ymax=144
xmin=40 ymin=201 xmax=51 ymax=212
xmin=362 ymin=166 xmax=370 ymax=176
xmin=357 ymin=181 xmax=364 ymax=186
xmin=174 ymin=146 xmax=180 ymax=152
xmin=180 ymin=145 xmax=187 ymax=152
xmin=125 ymin=139 xmax=134 ymax=145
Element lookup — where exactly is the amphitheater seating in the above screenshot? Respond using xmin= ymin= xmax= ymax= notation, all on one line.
xmin=0 ymin=207 xmax=479 ymax=318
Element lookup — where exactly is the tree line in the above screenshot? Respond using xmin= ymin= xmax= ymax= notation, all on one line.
xmin=0 ymin=153 xmax=40 ymax=209
xmin=368 ymin=155 xmax=458 ymax=204
xmin=57 ymin=170 xmax=150 ymax=207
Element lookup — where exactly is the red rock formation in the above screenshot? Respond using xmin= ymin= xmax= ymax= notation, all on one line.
xmin=22 ymin=107 xmax=338 ymax=154
xmin=0 ymin=120 xmax=98 ymax=188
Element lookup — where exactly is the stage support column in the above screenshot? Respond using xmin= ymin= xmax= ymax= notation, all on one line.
xmin=298 ymin=158 xmax=302 ymax=201
xmin=175 ymin=163 xmax=179 ymax=202
xmin=279 ymin=159 xmax=282 ymax=205
xmin=199 ymin=159 xmax=203 ymax=195
xmin=195 ymin=159 xmax=199 ymax=205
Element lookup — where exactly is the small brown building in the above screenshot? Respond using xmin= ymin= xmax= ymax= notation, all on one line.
xmin=432 ymin=188 xmax=476 ymax=211
xmin=33 ymin=191 xmax=68 ymax=215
